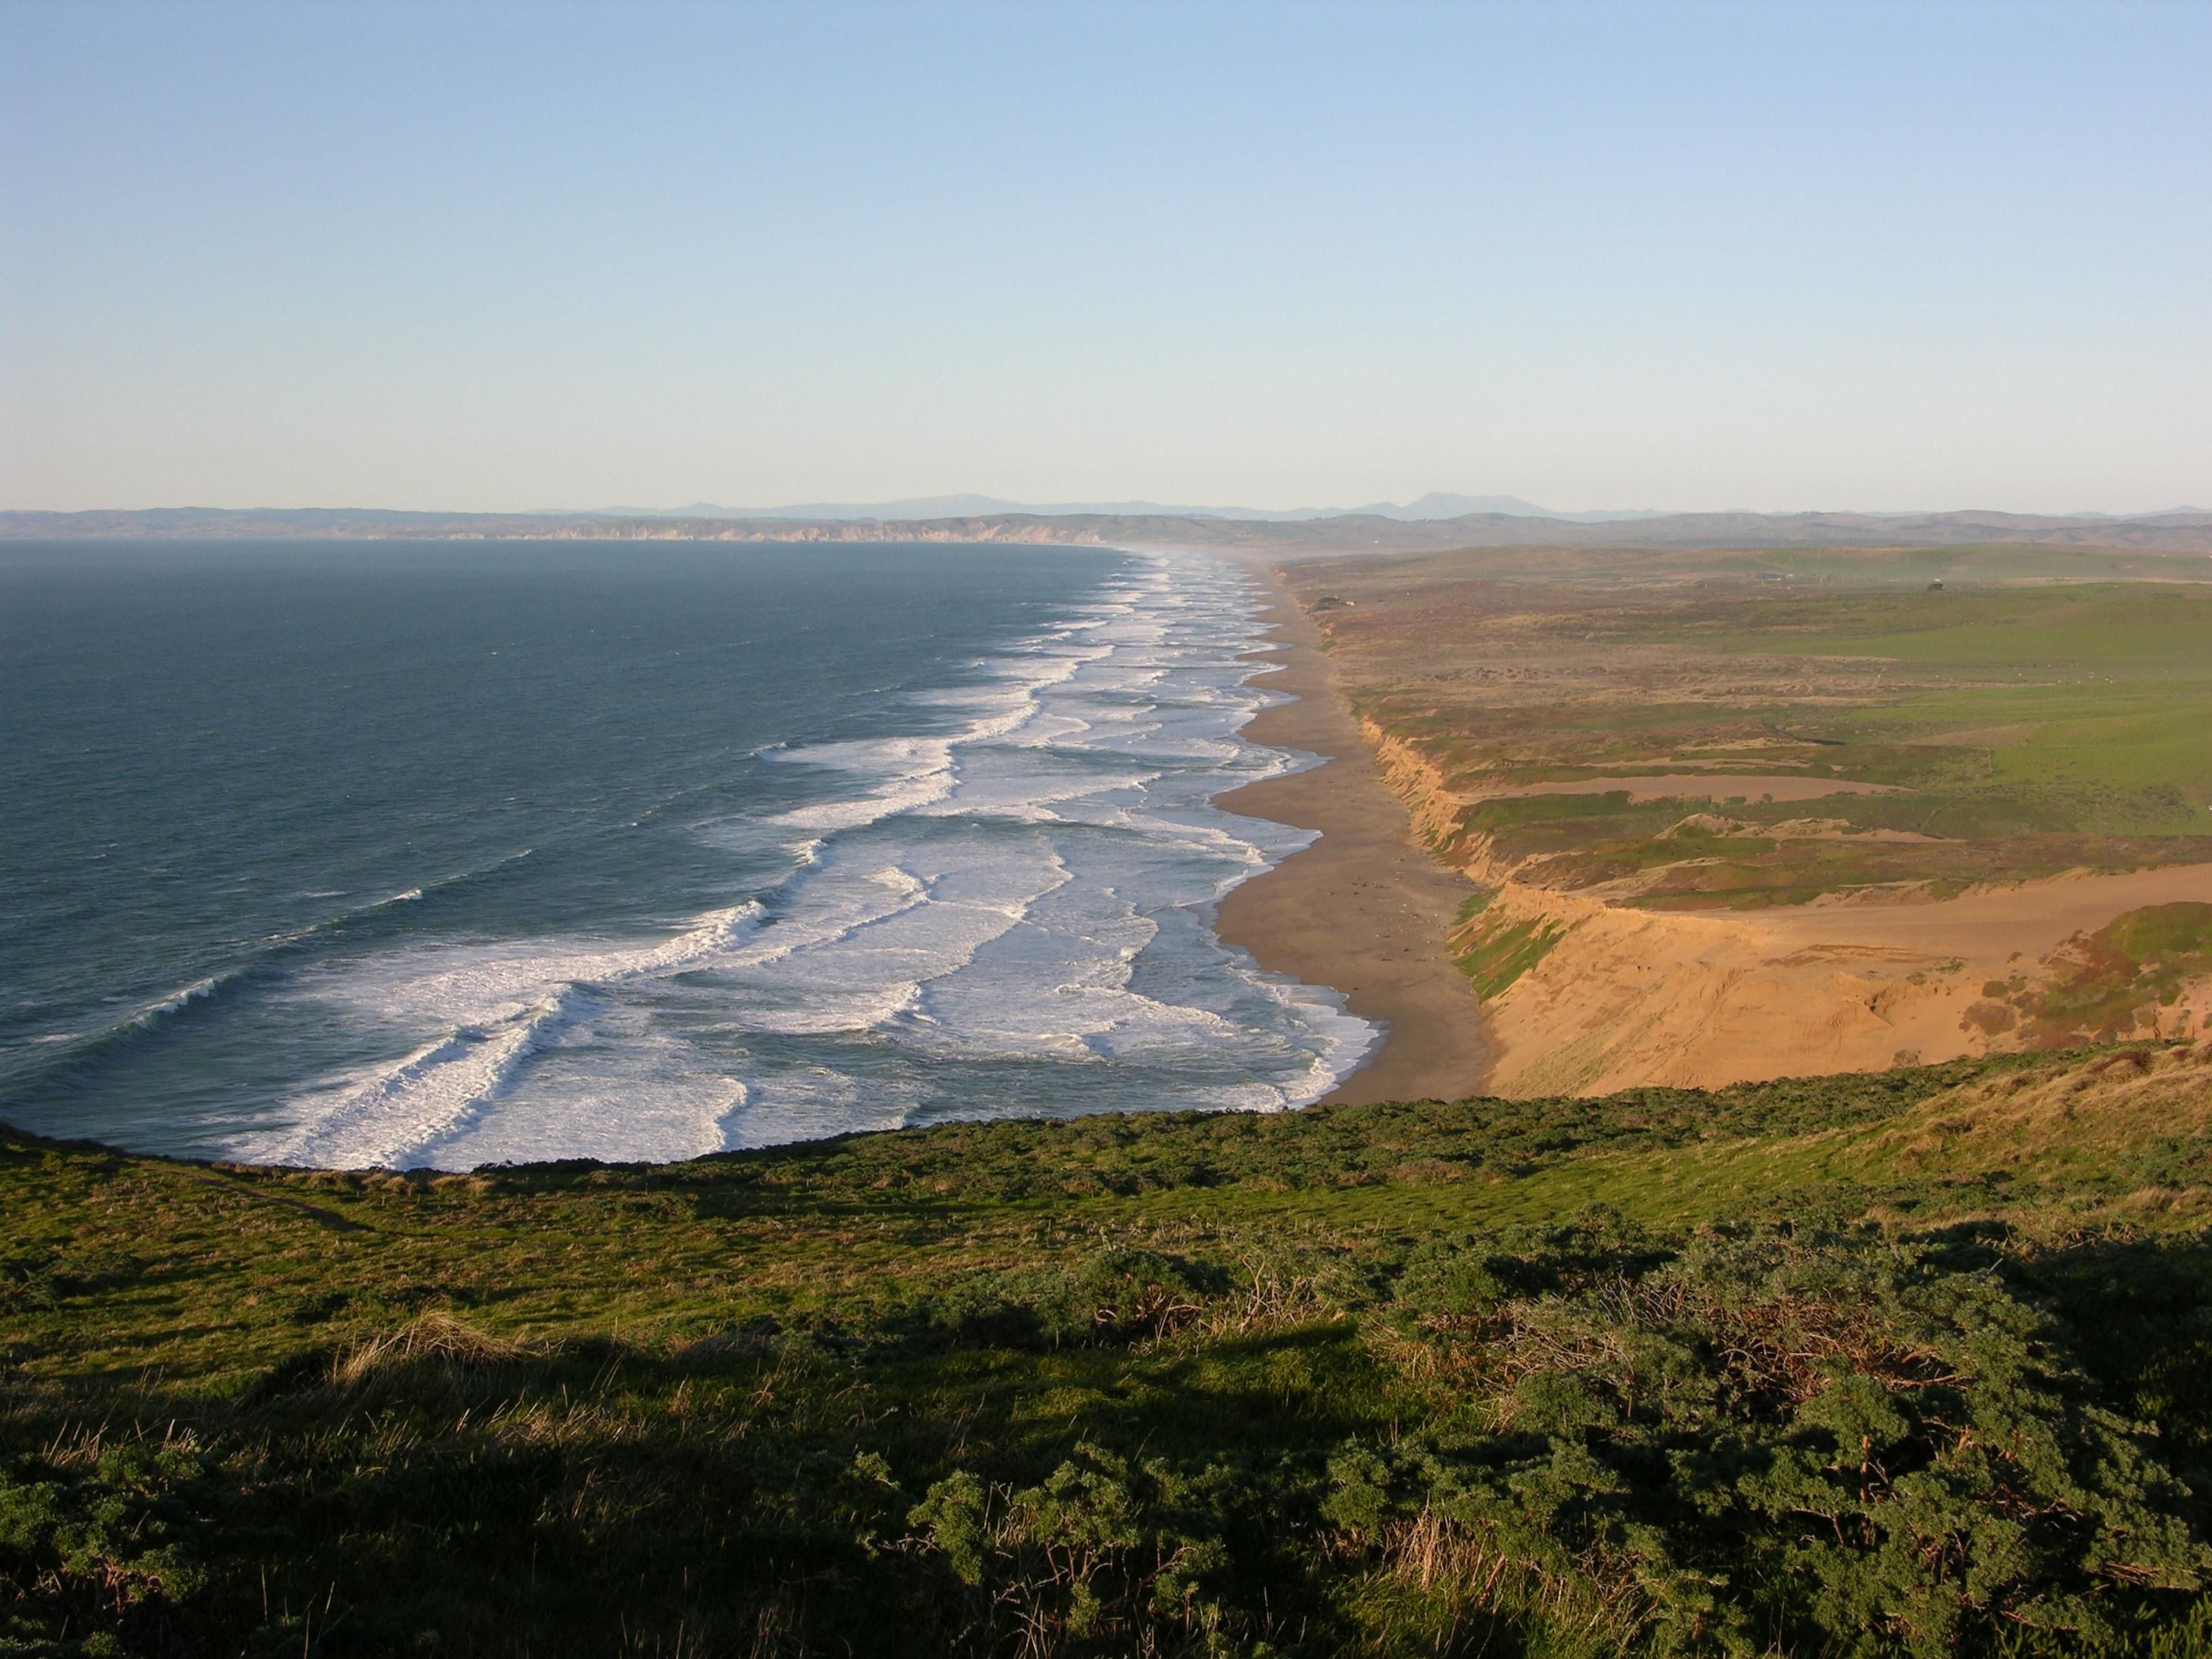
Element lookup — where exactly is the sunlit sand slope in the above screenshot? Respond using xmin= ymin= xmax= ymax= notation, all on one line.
xmin=1478 ymin=867 xmax=2212 ymax=1096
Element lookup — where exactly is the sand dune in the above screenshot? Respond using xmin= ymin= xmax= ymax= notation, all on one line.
xmin=1479 ymin=863 xmax=2212 ymax=1097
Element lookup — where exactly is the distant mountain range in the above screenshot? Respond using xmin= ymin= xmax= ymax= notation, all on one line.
xmin=5 ymin=503 xmax=2210 ymax=554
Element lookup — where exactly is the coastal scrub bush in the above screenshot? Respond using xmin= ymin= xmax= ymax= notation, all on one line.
xmin=907 ymin=1247 xmax=1237 ymax=1350
xmin=1322 ymin=1229 xmax=2212 ymax=1656
xmin=0 ymin=1441 xmax=211 ymax=1656
xmin=909 ymin=1445 xmax=1259 ymax=1655
xmin=8 ymin=1051 xmax=2212 ymax=1654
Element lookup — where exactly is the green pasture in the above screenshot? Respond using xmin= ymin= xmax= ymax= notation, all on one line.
xmin=1733 ymin=585 xmax=2212 ymax=669
xmin=1399 ymin=582 xmax=2212 ymax=897
xmin=1702 ymin=544 xmax=2212 ymax=589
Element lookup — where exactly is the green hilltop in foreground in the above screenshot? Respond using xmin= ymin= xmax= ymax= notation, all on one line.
xmin=7 ymin=1050 xmax=2212 ymax=1657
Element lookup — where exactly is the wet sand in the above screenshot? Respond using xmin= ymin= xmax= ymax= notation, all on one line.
xmin=1211 ymin=562 xmax=1490 ymax=1105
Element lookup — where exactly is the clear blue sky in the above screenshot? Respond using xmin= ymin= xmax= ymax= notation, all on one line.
xmin=3 ymin=0 xmax=2207 ymax=514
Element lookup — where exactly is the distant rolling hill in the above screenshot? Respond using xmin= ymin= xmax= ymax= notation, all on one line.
xmin=5 ymin=503 xmax=2210 ymax=552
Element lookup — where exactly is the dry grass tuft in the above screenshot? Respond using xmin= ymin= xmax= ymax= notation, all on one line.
xmin=331 ymin=1310 xmax=523 ymax=1385
xmin=1376 ymin=1510 xmax=1646 ymax=1656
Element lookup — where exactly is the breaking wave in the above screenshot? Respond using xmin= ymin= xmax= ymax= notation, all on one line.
xmin=89 ymin=549 xmax=1376 ymax=1171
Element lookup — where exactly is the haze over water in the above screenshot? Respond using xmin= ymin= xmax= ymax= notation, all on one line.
xmin=0 ymin=540 xmax=1373 ymax=1168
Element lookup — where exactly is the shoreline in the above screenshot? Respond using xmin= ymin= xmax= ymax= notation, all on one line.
xmin=1211 ymin=558 xmax=1490 ymax=1105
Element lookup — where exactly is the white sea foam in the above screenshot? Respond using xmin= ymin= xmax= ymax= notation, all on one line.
xmin=247 ymin=903 xmax=763 ymax=1168
xmin=253 ymin=551 xmax=1377 ymax=1169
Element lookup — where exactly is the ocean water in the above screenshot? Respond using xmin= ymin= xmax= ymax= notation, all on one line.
xmin=0 ymin=539 xmax=1374 ymax=1169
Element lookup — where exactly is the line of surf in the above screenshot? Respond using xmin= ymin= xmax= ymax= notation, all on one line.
xmin=245 ymin=551 xmax=1380 ymax=1169
xmin=0 ymin=863 xmax=538 ymax=1105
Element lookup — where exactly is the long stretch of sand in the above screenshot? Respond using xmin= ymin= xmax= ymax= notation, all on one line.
xmin=1211 ymin=564 xmax=1490 ymax=1104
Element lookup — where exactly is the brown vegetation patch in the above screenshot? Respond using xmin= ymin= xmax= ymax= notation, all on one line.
xmin=1990 ymin=903 xmax=2212 ymax=1046
xmin=1884 ymin=1039 xmax=2212 ymax=1177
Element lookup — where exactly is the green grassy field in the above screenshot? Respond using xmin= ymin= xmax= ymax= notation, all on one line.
xmin=1709 ymin=585 xmax=2212 ymax=821
xmin=1287 ymin=557 xmax=2212 ymax=915
xmin=7 ymin=1042 xmax=2212 ymax=1657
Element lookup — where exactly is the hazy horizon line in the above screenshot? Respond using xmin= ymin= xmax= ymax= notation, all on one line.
xmin=8 ymin=497 xmax=2210 ymax=525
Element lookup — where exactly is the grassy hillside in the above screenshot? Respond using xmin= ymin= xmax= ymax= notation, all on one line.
xmin=6 ymin=1043 xmax=2212 ymax=1656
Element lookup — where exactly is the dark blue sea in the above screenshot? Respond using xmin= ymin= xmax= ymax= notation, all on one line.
xmin=0 ymin=540 xmax=1372 ymax=1168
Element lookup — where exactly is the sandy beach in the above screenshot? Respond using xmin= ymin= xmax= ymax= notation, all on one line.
xmin=1211 ymin=560 xmax=1490 ymax=1105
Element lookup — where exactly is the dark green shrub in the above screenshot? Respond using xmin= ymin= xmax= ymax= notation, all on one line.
xmin=1330 ymin=1233 xmax=2211 ymax=1656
